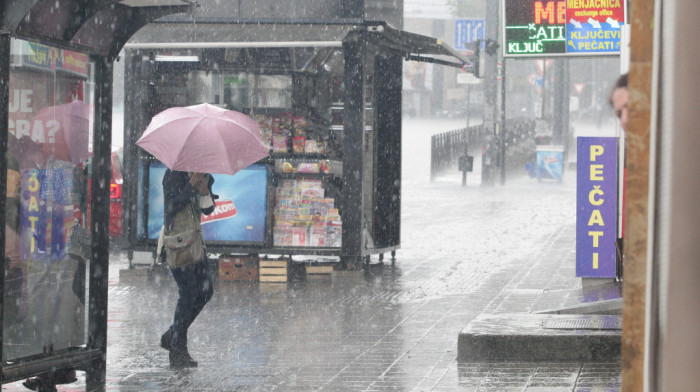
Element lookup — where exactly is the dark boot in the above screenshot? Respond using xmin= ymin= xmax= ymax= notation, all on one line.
xmin=160 ymin=329 xmax=172 ymax=351
xmin=169 ymin=347 xmax=198 ymax=369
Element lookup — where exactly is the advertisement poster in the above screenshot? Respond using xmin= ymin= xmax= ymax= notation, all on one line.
xmin=536 ymin=145 xmax=564 ymax=180
xmin=145 ymin=162 xmax=268 ymax=243
xmin=576 ymin=137 xmax=617 ymax=277
xmin=19 ymin=168 xmax=75 ymax=263
xmin=504 ymin=0 xmax=625 ymax=57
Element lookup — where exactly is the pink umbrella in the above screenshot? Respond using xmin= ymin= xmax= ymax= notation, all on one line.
xmin=136 ymin=103 xmax=269 ymax=175
xmin=32 ymin=100 xmax=92 ymax=165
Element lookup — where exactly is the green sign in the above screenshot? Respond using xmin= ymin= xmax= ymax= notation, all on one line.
xmin=503 ymin=0 xmax=625 ymax=57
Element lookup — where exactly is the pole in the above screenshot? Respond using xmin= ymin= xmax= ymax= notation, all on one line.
xmin=466 ymin=83 xmax=471 ymax=130
xmin=463 ymin=83 xmax=471 ymax=187
xmin=0 ymin=34 xmax=10 ymax=377
xmin=541 ymin=61 xmax=547 ymax=119
xmin=500 ymin=60 xmax=507 ymax=185
xmin=481 ymin=0 xmax=499 ymax=187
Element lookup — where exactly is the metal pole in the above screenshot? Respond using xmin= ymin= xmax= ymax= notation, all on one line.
xmin=462 ymin=132 xmax=468 ymax=187
xmin=541 ymin=62 xmax=547 ymax=119
xmin=466 ymin=83 xmax=471 ymax=130
xmin=482 ymin=0 xmax=499 ymax=187
xmin=86 ymin=55 xmax=112 ymax=392
xmin=0 ymin=33 xmax=10 ymax=380
xmin=463 ymin=83 xmax=470 ymax=187
xmin=500 ymin=59 xmax=507 ymax=185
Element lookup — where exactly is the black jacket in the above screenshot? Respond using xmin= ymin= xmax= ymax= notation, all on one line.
xmin=162 ymin=170 xmax=217 ymax=233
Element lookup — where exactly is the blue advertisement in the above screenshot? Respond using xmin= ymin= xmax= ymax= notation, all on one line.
xmin=19 ymin=168 xmax=75 ymax=263
xmin=536 ymin=145 xmax=564 ymax=180
xmin=576 ymin=137 xmax=617 ymax=278
xmin=145 ymin=162 xmax=268 ymax=243
xmin=566 ymin=23 xmax=622 ymax=54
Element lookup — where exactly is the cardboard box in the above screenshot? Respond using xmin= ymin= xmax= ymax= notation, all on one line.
xmin=219 ymin=256 xmax=259 ymax=281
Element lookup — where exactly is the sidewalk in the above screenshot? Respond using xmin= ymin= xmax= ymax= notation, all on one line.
xmin=4 ymin=119 xmax=622 ymax=391
xmin=95 ymin=223 xmax=621 ymax=392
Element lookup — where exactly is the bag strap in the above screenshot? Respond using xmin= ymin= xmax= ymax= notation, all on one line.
xmin=188 ymin=195 xmax=203 ymax=233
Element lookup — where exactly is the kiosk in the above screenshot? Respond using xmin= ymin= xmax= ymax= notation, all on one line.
xmin=122 ymin=20 xmax=469 ymax=268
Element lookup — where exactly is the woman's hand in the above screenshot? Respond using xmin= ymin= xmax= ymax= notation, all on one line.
xmin=189 ymin=173 xmax=210 ymax=196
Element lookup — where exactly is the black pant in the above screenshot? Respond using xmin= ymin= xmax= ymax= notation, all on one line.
xmin=167 ymin=259 xmax=213 ymax=351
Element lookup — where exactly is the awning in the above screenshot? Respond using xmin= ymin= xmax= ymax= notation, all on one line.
xmin=124 ymin=21 xmax=467 ymax=68
xmin=1 ymin=0 xmax=193 ymax=57
xmin=126 ymin=23 xmax=355 ymax=48
xmin=359 ymin=22 xmax=469 ymax=68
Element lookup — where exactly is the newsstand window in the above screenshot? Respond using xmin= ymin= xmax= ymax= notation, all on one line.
xmin=5 ymin=38 xmax=94 ymax=361
xmin=132 ymin=47 xmax=347 ymax=250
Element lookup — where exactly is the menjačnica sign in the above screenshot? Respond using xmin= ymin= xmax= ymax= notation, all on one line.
xmin=503 ymin=0 xmax=625 ymax=57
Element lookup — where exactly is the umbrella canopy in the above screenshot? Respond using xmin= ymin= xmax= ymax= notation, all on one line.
xmin=136 ymin=103 xmax=269 ymax=175
xmin=32 ymin=100 xmax=92 ymax=165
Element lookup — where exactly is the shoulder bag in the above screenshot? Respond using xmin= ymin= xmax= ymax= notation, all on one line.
xmin=163 ymin=199 xmax=205 ymax=269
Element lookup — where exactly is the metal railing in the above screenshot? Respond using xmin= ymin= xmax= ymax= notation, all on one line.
xmin=430 ymin=124 xmax=485 ymax=181
xmin=430 ymin=118 xmax=535 ymax=181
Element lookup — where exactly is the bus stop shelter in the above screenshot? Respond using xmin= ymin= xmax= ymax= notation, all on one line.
xmin=0 ymin=1 xmax=192 ymax=388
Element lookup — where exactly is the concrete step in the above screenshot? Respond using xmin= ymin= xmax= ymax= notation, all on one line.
xmin=539 ymin=298 xmax=623 ymax=315
xmin=458 ymin=313 xmax=621 ymax=362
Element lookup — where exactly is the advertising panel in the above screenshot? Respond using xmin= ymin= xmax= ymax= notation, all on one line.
xmin=12 ymin=39 xmax=89 ymax=78
xmin=503 ymin=0 xmax=625 ymax=57
xmin=576 ymin=137 xmax=617 ymax=278
xmin=535 ymin=145 xmax=564 ymax=180
xmin=144 ymin=162 xmax=268 ymax=244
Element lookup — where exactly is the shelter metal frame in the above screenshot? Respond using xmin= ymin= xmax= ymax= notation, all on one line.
xmin=0 ymin=0 xmax=192 ymax=388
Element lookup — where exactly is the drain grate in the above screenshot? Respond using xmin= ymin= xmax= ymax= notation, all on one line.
xmin=541 ymin=317 xmax=622 ymax=330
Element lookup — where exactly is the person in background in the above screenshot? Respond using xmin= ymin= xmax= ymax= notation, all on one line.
xmin=160 ymin=170 xmax=216 ymax=369
xmin=610 ymin=72 xmax=628 ymax=279
xmin=610 ymin=73 xmax=629 ymax=133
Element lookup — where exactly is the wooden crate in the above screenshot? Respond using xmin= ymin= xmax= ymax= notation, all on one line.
xmin=259 ymin=259 xmax=289 ymax=283
xmin=305 ymin=265 xmax=334 ymax=276
xmin=219 ymin=255 xmax=259 ymax=281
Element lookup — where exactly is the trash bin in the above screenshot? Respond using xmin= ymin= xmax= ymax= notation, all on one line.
xmin=535 ymin=145 xmax=565 ymax=181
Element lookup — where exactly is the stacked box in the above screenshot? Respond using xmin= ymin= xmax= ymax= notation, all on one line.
xmin=259 ymin=258 xmax=289 ymax=283
xmin=272 ymin=179 xmax=342 ymax=248
xmin=306 ymin=264 xmax=334 ymax=279
xmin=218 ymin=255 xmax=259 ymax=281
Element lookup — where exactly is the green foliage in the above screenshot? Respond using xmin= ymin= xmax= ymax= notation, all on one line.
xmin=448 ymin=0 xmax=485 ymax=17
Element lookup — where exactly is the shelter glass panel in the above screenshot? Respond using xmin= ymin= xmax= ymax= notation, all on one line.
xmin=5 ymin=38 xmax=94 ymax=361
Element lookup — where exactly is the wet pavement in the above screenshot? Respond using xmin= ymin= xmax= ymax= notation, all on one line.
xmin=4 ymin=119 xmax=622 ymax=391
